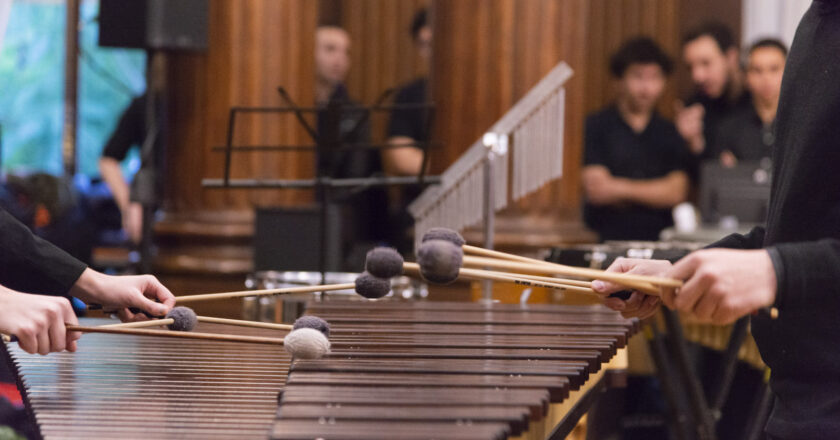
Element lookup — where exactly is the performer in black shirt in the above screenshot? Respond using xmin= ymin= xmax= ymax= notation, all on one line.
xmin=0 ymin=208 xmax=175 ymax=355
xmin=716 ymin=39 xmax=787 ymax=166
xmin=314 ymin=26 xmax=388 ymax=263
xmin=384 ymin=8 xmax=433 ymax=252
xmin=582 ymin=37 xmax=691 ymax=241
xmin=594 ymin=3 xmax=840 ymax=437
xmin=99 ymin=95 xmax=147 ymax=244
xmin=675 ymin=22 xmax=752 ymax=164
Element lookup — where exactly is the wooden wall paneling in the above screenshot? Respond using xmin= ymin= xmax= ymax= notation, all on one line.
xmin=165 ymin=0 xmax=317 ymax=215
xmin=431 ymin=0 xmax=517 ymax=173
xmin=509 ymin=0 xmax=589 ymax=219
xmin=156 ymin=0 xmax=318 ymax=311
xmin=675 ymin=0 xmax=743 ymax=98
xmin=430 ymin=0 xmax=698 ymax=247
xmin=339 ymin=0 xmax=429 ymax=144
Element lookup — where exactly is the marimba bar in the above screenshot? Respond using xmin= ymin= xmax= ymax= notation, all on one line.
xmin=2 ymin=322 xmax=290 ymax=440
xmin=3 ymin=301 xmax=637 ymax=439
xmin=271 ymin=300 xmax=638 ymax=440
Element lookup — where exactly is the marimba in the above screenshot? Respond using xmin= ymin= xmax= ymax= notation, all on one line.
xmin=2 ymin=321 xmax=290 ymax=440
xmin=272 ymin=300 xmax=638 ymax=440
xmin=4 ymin=301 xmax=637 ymax=440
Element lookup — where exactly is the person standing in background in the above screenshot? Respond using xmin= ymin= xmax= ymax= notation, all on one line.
xmin=716 ymin=39 xmax=787 ymax=167
xmin=675 ymin=22 xmax=751 ymax=168
xmin=582 ymin=37 xmax=691 ymax=242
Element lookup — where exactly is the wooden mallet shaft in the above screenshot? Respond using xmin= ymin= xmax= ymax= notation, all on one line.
xmin=97 ymin=316 xmax=293 ymax=331
xmin=195 ymin=316 xmax=292 ymax=331
xmin=462 ymin=256 xmax=593 ymax=287
xmin=403 ymin=262 xmax=597 ymax=294
xmin=65 ymin=324 xmax=286 ymax=346
xmin=98 ymin=319 xmax=173 ymax=329
xmin=462 ymin=245 xmax=677 ymax=293
xmin=174 ymin=283 xmax=355 ymax=304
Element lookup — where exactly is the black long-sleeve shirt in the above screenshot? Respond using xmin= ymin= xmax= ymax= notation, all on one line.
xmin=708 ymin=2 xmax=840 ymax=437
xmin=583 ymin=106 xmax=691 ymax=241
xmin=0 ymin=208 xmax=86 ymax=296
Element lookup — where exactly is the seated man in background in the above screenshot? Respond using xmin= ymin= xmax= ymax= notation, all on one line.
xmin=314 ymin=26 xmax=388 ymax=268
xmin=716 ymin=39 xmax=787 ymax=167
xmin=583 ymin=37 xmax=690 ymax=242
xmin=385 ymin=8 xmax=432 ymax=253
xmin=385 ymin=8 xmax=432 ymax=175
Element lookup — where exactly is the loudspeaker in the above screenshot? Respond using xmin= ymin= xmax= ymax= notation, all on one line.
xmin=99 ymin=0 xmax=208 ymax=51
xmin=254 ymin=205 xmax=344 ymax=273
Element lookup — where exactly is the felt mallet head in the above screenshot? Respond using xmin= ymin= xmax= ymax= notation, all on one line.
xmin=416 ymin=239 xmax=463 ymax=285
xmin=355 ymin=272 xmax=392 ymax=299
xmin=365 ymin=247 xmax=404 ymax=279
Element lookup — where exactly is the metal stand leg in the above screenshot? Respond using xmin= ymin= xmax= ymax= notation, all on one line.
xmin=745 ymin=368 xmax=773 ymax=440
xmin=710 ymin=316 xmax=750 ymax=418
xmin=662 ymin=309 xmax=717 ymax=440
xmin=646 ymin=321 xmax=691 ymax=440
xmin=138 ymin=205 xmax=154 ymax=274
xmin=481 ymin=148 xmax=495 ymax=303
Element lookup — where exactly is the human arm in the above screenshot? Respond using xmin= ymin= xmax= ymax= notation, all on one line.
xmin=0 ymin=208 xmax=87 ymax=296
xmin=674 ymin=101 xmax=706 ymax=155
xmin=613 ymin=170 xmax=688 ymax=208
xmin=592 ymin=227 xmax=770 ymax=321
xmin=99 ymin=157 xmax=142 ymax=244
xmin=0 ymin=284 xmax=81 ymax=355
xmin=1 ymin=206 xmax=173 ymax=321
xmin=383 ymin=136 xmax=425 ymax=176
xmin=582 ymin=167 xmax=688 ymax=209
xmin=590 ymin=257 xmax=669 ymax=320
xmin=68 ymin=268 xmax=175 ymax=322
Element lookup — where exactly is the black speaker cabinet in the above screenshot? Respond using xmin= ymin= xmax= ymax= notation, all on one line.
xmin=99 ymin=0 xmax=208 ymax=51
xmin=254 ymin=205 xmax=344 ymax=273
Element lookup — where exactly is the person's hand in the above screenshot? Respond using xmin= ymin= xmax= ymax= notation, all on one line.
xmin=674 ymin=101 xmax=706 ymax=154
xmin=122 ymin=202 xmax=143 ymax=245
xmin=720 ymin=150 xmax=737 ymax=168
xmin=0 ymin=286 xmax=81 ymax=355
xmin=69 ymin=269 xmax=175 ymax=322
xmin=583 ymin=166 xmax=625 ymax=206
xmin=661 ymin=249 xmax=776 ymax=324
xmin=592 ymin=257 xmax=671 ymax=319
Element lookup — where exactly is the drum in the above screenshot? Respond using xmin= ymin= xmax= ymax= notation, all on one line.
xmin=243 ymin=271 xmax=428 ymax=323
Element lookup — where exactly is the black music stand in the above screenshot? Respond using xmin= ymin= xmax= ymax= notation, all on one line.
xmin=203 ymin=87 xmax=440 ymax=282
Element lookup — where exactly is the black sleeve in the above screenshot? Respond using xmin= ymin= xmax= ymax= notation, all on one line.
xmin=387 ymin=86 xmax=423 ymax=142
xmin=706 ymin=226 xmax=766 ymax=250
xmin=664 ymin=123 xmax=692 ymax=174
xmin=102 ymin=97 xmax=145 ymax=162
xmin=0 ymin=208 xmax=87 ymax=297
xmin=765 ymin=239 xmax=840 ymax=312
xmin=583 ymin=115 xmax=606 ymax=166
xmin=712 ymin=117 xmax=736 ymax=159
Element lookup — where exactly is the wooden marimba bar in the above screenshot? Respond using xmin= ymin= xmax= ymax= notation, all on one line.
xmin=2 ymin=321 xmax=290 ymax=440
xmin=271 ymin=300 xmax=638 ymax=440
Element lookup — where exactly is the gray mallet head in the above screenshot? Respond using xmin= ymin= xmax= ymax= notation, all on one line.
xmin=365 ymin=247 xmax=404 ymax=279
xmin=416 ymin=239 xmax=463 ymax=285
xmin=422 ymin=227 xmax=466 ymax=247
xmin=165 ymin=306 xmax=197 ymax=331
xmin=292 ymin=315 xmax=331 ymax=337
xmin=355 ymin=272 xmax=392 ymax=299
